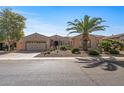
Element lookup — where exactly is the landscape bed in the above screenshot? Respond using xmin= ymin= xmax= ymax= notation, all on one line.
xmin=35 ymin=50 xmax=87 ymax=57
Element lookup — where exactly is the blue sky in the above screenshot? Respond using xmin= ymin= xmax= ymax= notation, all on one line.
xmin=0 ymin=6 xmax=124 ymax=36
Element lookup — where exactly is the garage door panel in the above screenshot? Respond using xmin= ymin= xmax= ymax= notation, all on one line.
xmin=26 ymin=42 xmax=46 ymax=51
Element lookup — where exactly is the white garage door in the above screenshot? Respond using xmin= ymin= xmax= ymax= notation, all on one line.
xmin=26 ymin=42 xmax=46 ymax=51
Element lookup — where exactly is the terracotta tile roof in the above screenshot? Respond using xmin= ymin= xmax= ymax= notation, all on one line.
xmin=103 ymin=33 xmax=124 ymax=39
xmin=25 ymin=32 xmax=48 ymax=38
xmin=50 ymin=35 xmax=63 ymax=38
xmin=72 ymin=34 xmax=105 ymax=39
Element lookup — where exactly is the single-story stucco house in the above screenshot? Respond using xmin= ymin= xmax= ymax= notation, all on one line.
xmin=0 ymin=32 xmax=123 ymax=51
xmin=16 ymin=33 xmax=73 ymax=51
xmin=16 ymin=32 xmax=104 ymax=51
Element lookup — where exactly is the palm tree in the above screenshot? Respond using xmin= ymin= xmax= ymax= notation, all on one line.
xmin=66 ymin=15 xmax=107 ymax=51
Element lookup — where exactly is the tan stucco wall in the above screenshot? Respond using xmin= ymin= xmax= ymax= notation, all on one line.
xmin=17 ymin=33 xmax=50 ymax=51
xmin=72 ymin=35 xmax=81 ymax=48
xmin=50 ymin=35 xmax=72 ymax=46
xmin=72 ymin=35 xmax=102 ymax=49
xmin=17 ymin=39 xmax=25 ymax=50
xmin=17 ymin=33 xmax=103 ymax=51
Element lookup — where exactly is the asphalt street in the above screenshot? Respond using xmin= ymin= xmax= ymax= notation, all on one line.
xmin=0 ymin=59 xmax=124 ymax=86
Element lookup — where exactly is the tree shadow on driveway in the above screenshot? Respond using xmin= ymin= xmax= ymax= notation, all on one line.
xmin=75 ymin=56 xmax=124 ymax=71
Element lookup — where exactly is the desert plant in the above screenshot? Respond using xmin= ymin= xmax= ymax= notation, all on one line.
xmin=48 ymin=48 xmax=55 ymax=52
xmin=71 ymin=48 xmax=80 ymax=54
xmin=99 ymin=39 xmax=123 ymax=53
xmin=109 ymin=49 xmax=120 ymax=55
xmin=98 ymin=39 xmax=112 ymax=52
xmin=60 ymin=45 xmax=67 ymax=51
xmin=66 ymin=45 xmax=72 ymax=50
xmin=88 ymin=49 xmax=100 ymax=56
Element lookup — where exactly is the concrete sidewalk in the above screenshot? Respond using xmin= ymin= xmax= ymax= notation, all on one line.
xmin=0 ymin=57 xmax=124 ymax=61
xmin=0 ymin=52 xmax=40 ymax=59
xmin=0 ymin=57 xmax=76 ymax=60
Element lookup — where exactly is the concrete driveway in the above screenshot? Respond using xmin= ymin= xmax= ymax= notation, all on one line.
xmin=0 ymin=51 xmax=40 ymax=58
xmin=0 ymin=59 xmax=124 ymax=86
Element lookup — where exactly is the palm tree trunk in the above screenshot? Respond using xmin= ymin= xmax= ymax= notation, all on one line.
xmin=83 ymin=40 xmax=88 ymax=51
xmin=82 ymin=35 xmax=89 ymax=51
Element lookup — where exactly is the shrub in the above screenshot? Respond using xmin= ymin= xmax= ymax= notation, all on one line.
xmin=47 ymin=51 xmax=50 ymax=54
xmin=88 ymin=49 xmax=100 ymax=56
xmin=109 ymin=49 xmax=120 ymax=55
xmin=99 ymin=39 xmax=123 ymax=52
xmin=48 ymin=48 xmax=54 ymax=52
xmin=71 ymin=48 xmax=80 ymax=54
xmin=66 ymin=45 xmax=72 ymax=50
xmin=98 ymin=39 xmax=113 ymax=52
xmin=60 ymin=46 xmax=67 ymax=51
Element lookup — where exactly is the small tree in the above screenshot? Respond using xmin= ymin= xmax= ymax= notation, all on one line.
xmin=0 ymin=8 xmax=26 ymax=51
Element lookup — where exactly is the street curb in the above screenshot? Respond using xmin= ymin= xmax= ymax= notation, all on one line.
xmin=0 ymin=57 xmax=124 ymax=61
xmin=0 ymin=57 xmax=76 ymax=60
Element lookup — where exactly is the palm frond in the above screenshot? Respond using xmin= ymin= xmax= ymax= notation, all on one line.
xmin=67 ymin=21 xmax=77 ymax=26
xmin=67 ymin=31 xmax=80 ymax=35
xmin=89 ymin=25 xmax=108 ymax=32
xmin=66 ymin=15 xmax=108 ymax=36
xmin=66 ymin=27 xmax=77 ymax=31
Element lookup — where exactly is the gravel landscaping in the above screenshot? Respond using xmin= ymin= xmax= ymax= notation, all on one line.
xmin=34 ymin=50 xmax=124 ymax=58
xmin=35 ymin=50 xmax=88 ymax=57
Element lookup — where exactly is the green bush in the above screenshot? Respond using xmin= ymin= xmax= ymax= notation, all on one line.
xmin=71 ymin=48 xmax=80 ymax=54
xmin=66 ymin=45 xmax=72 ymax=50
xmin=48 ymin=48 xmax=55 ymax=52
xmin=88 ymin=49 xmax=100 ymax=56
xmin=60 ymin=46 xmax=67 ymax=51
xmin=99 ymin=39 xmax=123 ymax=52
xmin=109 ymin=49 xmax=120 ymax=55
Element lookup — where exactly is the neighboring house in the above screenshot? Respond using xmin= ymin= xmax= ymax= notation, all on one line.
xmin=17 ymin=33 xmax=72 ymax=51
xmin=72 ymin=34 xmax=105 ymax=49
xmin=0 ymin=41 xmax=16 ymax=51
xmin=103 ymin=33 xmax=124 ymax=44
